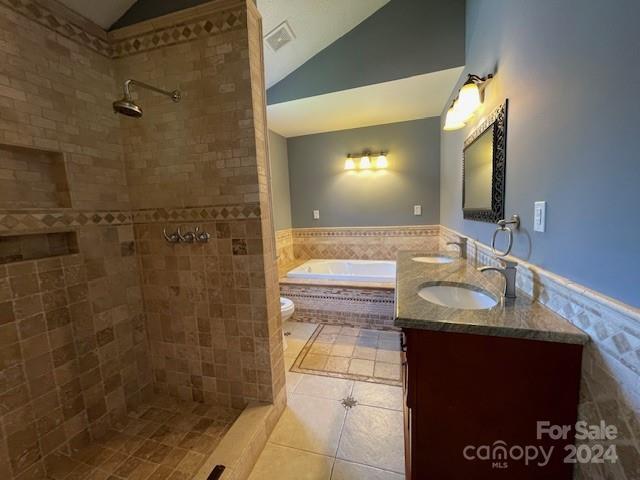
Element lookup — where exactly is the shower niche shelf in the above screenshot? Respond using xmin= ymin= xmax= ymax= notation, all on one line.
xmin=0 ymin=231 xmax=78 ymax=265
xmin=0 ymin=142 xmax=71 ymax=209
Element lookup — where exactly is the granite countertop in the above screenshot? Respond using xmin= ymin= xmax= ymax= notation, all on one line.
xmin=394 ymin=251 xmax=589 ymax=345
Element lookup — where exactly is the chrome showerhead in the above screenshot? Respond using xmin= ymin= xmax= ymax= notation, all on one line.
xmin=112 ymin=97 xmax=143 ymax=118
xmin=113 ymin=79 xmax=180 ymax=118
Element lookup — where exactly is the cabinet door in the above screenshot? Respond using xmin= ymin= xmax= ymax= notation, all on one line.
xmin=401 ymin=331 xmax=412 ymax=479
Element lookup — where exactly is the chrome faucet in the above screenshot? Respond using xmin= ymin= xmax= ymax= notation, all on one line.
xmin=478 ymin=260 xmax=518 ymax=298
xmin=446 ymin=237 xmax=467 ymax=259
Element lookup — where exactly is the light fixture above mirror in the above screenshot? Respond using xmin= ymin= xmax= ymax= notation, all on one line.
xmin=344 ymin=151 xmax=389 ymax=170
xmin=443 ymin=73 xmax=493 ymax=131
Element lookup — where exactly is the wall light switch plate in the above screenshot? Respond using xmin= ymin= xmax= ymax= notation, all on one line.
xmin=313 ymin=210 xmax=320 ymax=220
xmin=413 ymin=205 xmax=422 ymax=216
xmin=534 ymin=201 xmax=546 ymax=232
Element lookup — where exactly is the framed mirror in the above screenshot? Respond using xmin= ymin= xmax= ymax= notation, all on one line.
xmin=462 ymin=100 xmax=508 ymax=223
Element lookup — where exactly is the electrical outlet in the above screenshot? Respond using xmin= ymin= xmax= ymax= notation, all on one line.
xmin=413 ymin=205 xmax=422 ymax=216
xmin=534 ymin=201 xmax=546 ymax=232
xmin=313 ymin=210 xmax=320 ymax=220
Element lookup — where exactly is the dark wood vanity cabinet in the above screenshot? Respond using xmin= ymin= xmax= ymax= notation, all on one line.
xmin=401 ymin=328 xmax=583 ymax=480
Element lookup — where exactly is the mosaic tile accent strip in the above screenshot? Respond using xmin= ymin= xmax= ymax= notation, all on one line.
xmin=110 ymin=8 xmax=246 ymax=59
xmin=280 ymin=284 xmax=396 ymax=330
xmin=0 ymin=209 xmax=132 ymax=233
xmin=291 ymin=324 xmax=402 ymax=387
xmin=293 ymin=225 xmax=440 ymax=238
xmin=132 ymin=204 xmax=261 ymax=224
xmin=0 ymin=0 xmax=112 ymax=57
xmin=440 ymin=226 xmax=640 ymax=479
xmin=0 ymin=204 xmax=262 ymax=235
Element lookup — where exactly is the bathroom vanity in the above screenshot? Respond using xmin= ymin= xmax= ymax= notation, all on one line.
xmin=395 ymin=252 xmax=589 ymax=480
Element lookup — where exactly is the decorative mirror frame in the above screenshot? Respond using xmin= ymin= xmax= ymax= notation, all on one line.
xmin=462 ymin=99 xmax=508 ymax=223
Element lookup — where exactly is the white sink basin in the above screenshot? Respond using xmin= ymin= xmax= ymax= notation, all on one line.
xmin=418 ymin=284 xmax=498 ymax=310
xmin=412 ymin=255 xmax=453 ymax=264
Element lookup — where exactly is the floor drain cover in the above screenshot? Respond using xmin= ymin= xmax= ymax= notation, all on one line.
xmin=284 ymin=331 xmax=292 ymax=336
xmin=341 ymin=395 xmax=358 ymax=409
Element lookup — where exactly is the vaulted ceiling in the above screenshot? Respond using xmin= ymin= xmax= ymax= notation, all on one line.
xmin=57 ymin=0 xmax=136 ymax=29
xmin=259 ymin=0 xmax=390 ymax=88
xmin=56 ymin=0 xmax=389 ymax=89
xmin=55 ymin=0 xmax=466 ymax=138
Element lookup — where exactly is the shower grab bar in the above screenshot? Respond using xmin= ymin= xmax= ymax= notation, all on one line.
xmin=491 ymin=214 xmax=520 ymax=257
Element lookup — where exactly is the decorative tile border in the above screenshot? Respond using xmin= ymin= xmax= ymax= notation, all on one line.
xmin=0 ymin=0 xmax=112 ymax=57
xmin=1 ymin=0 xmax=246 ymax=60
xmin=131 ymin=203 xmax=261 ymax=224
xmin=292 ymin=225 xmax=440 ymax=238
xmin=0 ymin=203 xmax=262 ymax=235
xmin=0 ymin=209 xmax=132 ymax=233
xmin=110 ymin=8 xmax=245 ymax=59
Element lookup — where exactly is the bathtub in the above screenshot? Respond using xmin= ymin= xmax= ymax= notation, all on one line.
xmin=287 ymin=259 xmax=396 ymax=283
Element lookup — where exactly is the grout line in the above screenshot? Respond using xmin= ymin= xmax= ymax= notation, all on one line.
xmin=266 ymin=440 xmax=338 ymax=459
xmin=333 ymin=457 xmax=406 ymax=477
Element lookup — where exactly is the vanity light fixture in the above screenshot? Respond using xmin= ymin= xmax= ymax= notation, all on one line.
xmin=443 ymin=73 xmax=493 ymax=131
xmin=375 ymin=153 xmax=388 ymax=169
xmin=344 ymin=151 xmax=389 ymax=170
xmin=359 ymin=154 xmax=372 ymax=169
xmin=344 ymin=154 xmax=356 ymax=170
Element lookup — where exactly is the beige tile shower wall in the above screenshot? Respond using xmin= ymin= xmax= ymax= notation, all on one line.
xmin=112 ymin=6 xmax=258 ymax=210
xmin=0 ymin=3 xmax=130 ymax=211
xmin=246 ymin=0 xmax=286 ymax=412
xmin=440 ymin=226 xmax=640 ymax=479
xmin=115 ymin=0 xmax=284 ymax=409
xmin=0 ymin=2 xmax=152 ymax=479
xmin=0 ymin=229 xmax=151 ymax=480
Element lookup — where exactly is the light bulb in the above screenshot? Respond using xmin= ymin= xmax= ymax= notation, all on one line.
xmin=375 ymin=154 xmax=388 ymax=169
xmin=359 ymin=155 xmax=371 ymax=169
xmin=443 ymin=102 xmax=466 ymax=131
xmin=344 ymin=156 xmax=356 ymax=170
xmin=456 ymin=81 xmax=481 ymax=120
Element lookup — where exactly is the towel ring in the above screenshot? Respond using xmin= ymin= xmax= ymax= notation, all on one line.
xmin=491 ymin=215 xmax=520 ymax=257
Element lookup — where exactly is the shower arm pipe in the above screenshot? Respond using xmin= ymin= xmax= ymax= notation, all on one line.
xmin=123 ymin=79 xmax=181 ymax=102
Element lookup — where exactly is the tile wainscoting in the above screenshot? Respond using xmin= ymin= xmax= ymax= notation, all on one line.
xmin=276 ymin=225 xmax=440 ymax=274
xmin=440 ymin=226 xmax=640 ymax=480
xmin=291 ymin=225 xmax=440 ymax=261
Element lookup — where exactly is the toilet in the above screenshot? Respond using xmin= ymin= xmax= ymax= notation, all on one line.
xmin=280 ymin=297 xmax=295 ymax=351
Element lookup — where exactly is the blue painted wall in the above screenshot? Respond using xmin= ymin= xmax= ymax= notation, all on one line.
xmin=288 ymin=118 xmax=440 ymax=228
xmin=440 ymin=0 xmax=640 ymax=307
xmin=268 ymin=130 xmax=292 ymax=230
xmin=267 ymin=0 xmax=465 ymax=105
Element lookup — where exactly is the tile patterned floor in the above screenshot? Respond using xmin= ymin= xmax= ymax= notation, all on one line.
xmin=249 ymin=321 xmax=405 ymax=480
xmin=290 ymin=324 xmax=402 ymax=387
xmin=43 ymin=395 xmax=240 ymax=480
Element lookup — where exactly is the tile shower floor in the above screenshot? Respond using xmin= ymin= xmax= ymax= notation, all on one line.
xmin=249 ymin=321 xmax=405 ymax=480
xmin=44 ymin=395 xmax=240 ymax=480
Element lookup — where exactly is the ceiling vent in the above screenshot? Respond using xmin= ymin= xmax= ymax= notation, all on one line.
xmin=264 ymin=20 xmax=295 ymax=52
